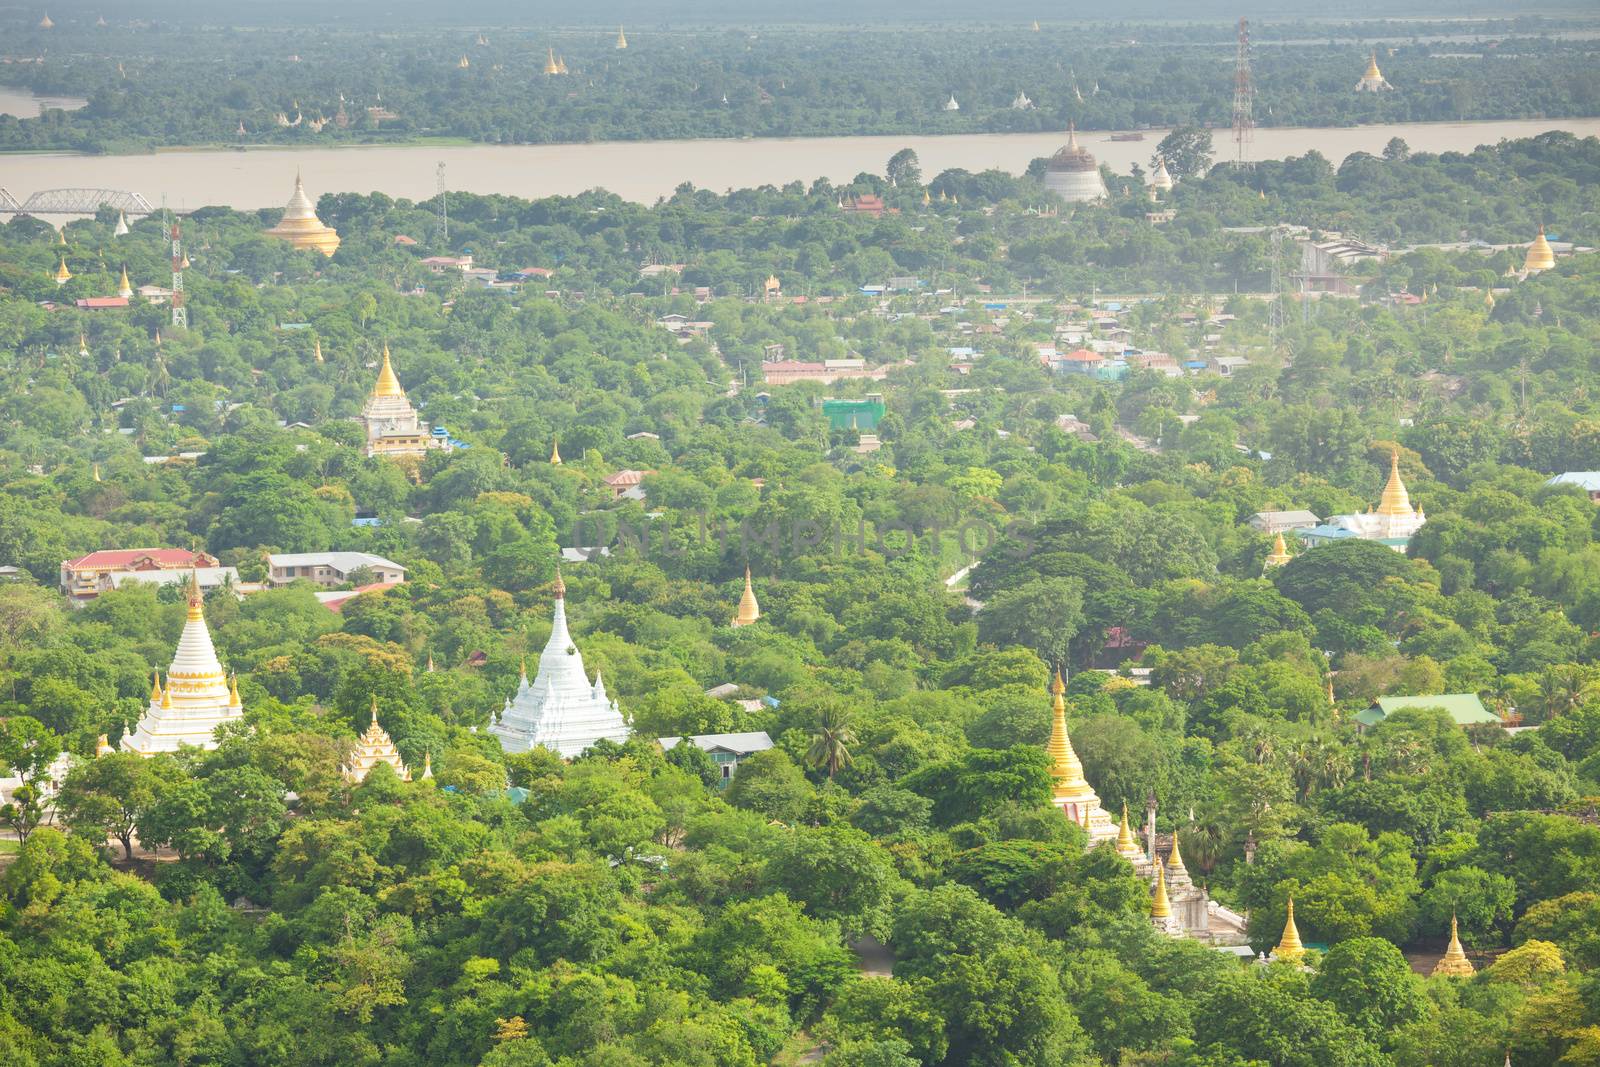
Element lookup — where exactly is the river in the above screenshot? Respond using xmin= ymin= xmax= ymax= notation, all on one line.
xmin=0 ymin=87 xmax=87 ymax=119
xmin=2 ymin=118 xmax=1597 ymax=210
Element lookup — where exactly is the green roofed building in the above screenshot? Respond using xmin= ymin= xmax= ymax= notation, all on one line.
xmin=823 ymin=396 xmax=886 ymax=432
xmin=1355 ymin=694 xmax=1500 ymax=729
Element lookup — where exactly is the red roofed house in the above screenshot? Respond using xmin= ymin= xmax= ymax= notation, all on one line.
xmin=840 ymin=194 xmax=891 ymax=219
xmin=603 ymin=469 xmax=653 ymax=500
xmin=421 ymin=255 xmax=473 ymax=273
xmin=315 ymin=580 xmax=405 ymax=613
xmin=763 ymin=359 xmax=896 ymax=387
xmin=76 ymin=297 xmax=129 ymax=311
xmin=394 ymin=235 xmax=418 ymax=246
xmin=1052 ymin=349 xmax=1106 ymax=376
xmin=60 ymin=548 xmax=218 ymax=604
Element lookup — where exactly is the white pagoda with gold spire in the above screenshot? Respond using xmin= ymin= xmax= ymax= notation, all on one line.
xmin=1522 ymin=225 xmax=1556 ymax=274
xmin=1043 ymin=124 xmax=1108 ymax=203
xmin=1355 ymin=51 xmax=1393 ymax=92
xmin=1327 ymin=451 xmax=1425 ymax=548
xmin=360 ymin=345 xmax=445 ymax=459
xmin=1045 ymin=670 xmax=1118 ymax=844
xmin=122 ymin=576 xmax=243 ymax=754
xmin=264 ymin=172 xmax=341 ymax=256
xmin=343 ymin=695 xmax=411 ymax=782
xmin=490 ymin=572 xmax=628 ymax=758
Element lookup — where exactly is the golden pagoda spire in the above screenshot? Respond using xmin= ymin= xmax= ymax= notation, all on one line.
xmin=372 ymin=344 xmax=405 ymax=398
xmin=1272 ymin=897 xmax=1306 ymax=962
xmin=733 ymin=566 xmax=761 ymax=627
xmin=1150 ymin=858 xmax=1172 ymax=918
xmin=552 ymin=567 xmax=566 ymax=599
xmin=1484 ymin=289 xmax=1495 ymax=310
xmin=150 ymin=671 xmax=163 ymax=703
xmin=314 ymin=338 xmax=324 ymax=363
xmin=544 ymin=47 xmax=560 ymax=75
xmin=92 ymin=462 xmax=101 ymax=482
xmin=1116 ymin=801 xmax=1139 ymax=855
xmin=1365 ymin=50 xmax=1382 ymax=79
xmin=550 ymin=438 xmax=562 ymax=465
xmin=519 ymin=656 xmax=528 ymax=681
xmin=616 ymin=25 xmax=628 ymax=49
xmin=370 ymin=692 xmax=380 ymax=724
xmin=1431 ymin=914 xmax=1475 ymax=977
xmin=57 ymin=227 xmax=67 ymax=246
xmin=1523 ymin=225 xmax=1556 ymax=273
xmin=54 ymin=256 xmax=72 ymax=285
xmin=117 ymin=264 xmax=132 ymax=299
xmin=1265 ymin=531 xmax=1292 ymax=567
xmin=421 ymin=751 xmax=433 ymax=779
xmin=186 ymin=569 xmax=205 ymax=621
xmin=1046 ymin=670 xmax=1092 ymax=803
xmin=95 ymin=734 xmax=114 ymax=757
xmin=160 ymin=678 xmax=173 ymax=709
xmin=458 ymin=54 xmax=470 ymax=68
xmin=1167 ymin=832 xmax=1188 ymax=877
xmin=1377 ymin=450 xmax=1413 ymax=517
xmin=228 ymin=673 xmax=242 ymax=707
xmin=922 ymin=188 xmax=931 ymax=206
xmin=426 ymin=654 xmax=435 ymax=673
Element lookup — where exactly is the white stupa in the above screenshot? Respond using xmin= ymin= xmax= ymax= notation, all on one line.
xmin=122 ymin=575 xmax=243 ymax=754
xmin=489 ymin=572 xmax=628 ymax=758
xmin=1043 ymin=123 xmax=1108 ymax=203
xmin=943 ymin=94 xmax=960 ymax=111
xmin=1150 ymin=157 xmax=1174 ymax=194
xmin=1355 ymin=51 xmax=1393 ymax=92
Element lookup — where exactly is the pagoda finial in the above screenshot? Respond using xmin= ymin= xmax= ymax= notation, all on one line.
xmin=228 ymin=673 xmax=241 ymax=706
xmin=160 ymin=678 xmax=173 ymax=709
xmin=552 ymin=567 xmax=566 ymax=599
xmin=519 ymin=656 xmax=528 ymax=680
xmin=370 ymin=693 xmax=379 ymax=723
xmin=1150 ymin=858 xmax=1172 ymax=918
xmin=314 ymin=338 xmax=324 ymax=363
xmin=421 ymin=751 xmax=433 ymax=779
xmin=1272 ymin=897 xmax=1306 ymax=962
xmin=150 ymin=671 xmax=163 ymax=703
xmin=550 ymin=438 xmax=562 ymax=465
xmin=426 ymin=654 xmax=435 ymax=673
xmin=186 ymin=569 xmax=204 ymax=620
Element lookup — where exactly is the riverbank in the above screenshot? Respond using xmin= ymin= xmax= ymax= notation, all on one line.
xmin=2 ymin=117 xmax=1596 ymax=210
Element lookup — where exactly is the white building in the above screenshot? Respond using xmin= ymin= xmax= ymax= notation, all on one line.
xmin=490 ymin=574 xmax=629 ymax=758
xmin=123 ymin=581 xmax=243 ymax=754
xmin=1325 ymin=452 xmax=1425 ymax=548
xmin=1043 ymin=124 xmax=1108 ymax=203
xmin=267 ymin=552 xmax=406 ymax=587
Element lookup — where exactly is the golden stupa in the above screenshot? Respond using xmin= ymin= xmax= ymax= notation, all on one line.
xmin=264 ymin=172 xmax=341 ymax=255
xmin=1272 ymin=897 xmax=1306 ymax=962
xmin=1115 ymin=801 xmax=1143 ymax=862
xmin=116 ymin=265 xmax=133 ymax=299
xmin=1431 ymin=915 xmax=1475 ymax=977
xmin=54 ymin=256 xmax=72 ymax=285
xmin=544 ymin=47 xmax=561 ymax=75
xmin=616 ymin=25 xmax=628 ymax=49
xmin=1046 ymin=670 xmax=1117 ymax=842
xmin=1150 ymin=859 xmax=1172 ymax=919
xmin=1523 ymin=226 xmax=1556 ymax=273
xmin=1377 ymin=451 xmax=1412 ymax=516
xmin=732 ymin=566 xmax=761 ymax=627
xmin=550 ymin=438 xmax=562 ymax=465
xmin=39 ymin=12 xmax=54 ymax=29
xmin=373 ymin=344 xmax=405 ymax=398
xmin=1264 ymin=531 xmax=1292 ymax=567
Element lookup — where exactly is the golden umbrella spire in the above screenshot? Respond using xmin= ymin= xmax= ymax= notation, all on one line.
xmin=550 ymin=438 xmax=562 ymax=465
xmin=117 ymin=264 xmax=132 ymax=299
xmin=186 ymin=569 xmax=205 ymax=621
xmin=54 ymin=256 xmax=72 ymax=285
xmin=1116 ymin=801 xmax=1138 ymax=853
xmin=1272 ymin=897 xmax=1306 ymax=962
xmin=150 ymin=671 xmax=163 ymax=703
xmin=1431 ymin=914 xmax=1475 ymax=977
xmin=616 ymin=25 xmax=628 ymax=49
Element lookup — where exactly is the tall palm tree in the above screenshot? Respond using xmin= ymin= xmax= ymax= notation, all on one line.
xmin=806 ymin=704 xmax=857 ymax=780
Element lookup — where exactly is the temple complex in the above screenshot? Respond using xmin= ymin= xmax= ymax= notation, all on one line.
xmin=122 ymin=576 xmax=243 ymax=754
xmin=1321 ymin=452 xmax=1425 ymax=548
xmin=264 ymin=173 xmax=341 ymax=256
xmin=361 ymin=345 xmax=447 ymax=459
xmin=1355 ymin=51 xmax=1392 ymax=92
xmin=1043 ymin=124 xmax=1108 ymax=203
xmin=490 ymin=573 xmax=629 ymax=758
xmin=732 ymin=567 xmax=761 ymax=627
xmin=343 ymin=696 xmax=411 ymax=782
xmin=1045 ymin=671 xmax=1118 ymax=845
xmin=1523 ymin=226 xmax=1556 ymax=274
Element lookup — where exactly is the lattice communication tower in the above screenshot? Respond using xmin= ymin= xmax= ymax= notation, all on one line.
xmin=1232 ymin=17 xmax=1254 ymax=167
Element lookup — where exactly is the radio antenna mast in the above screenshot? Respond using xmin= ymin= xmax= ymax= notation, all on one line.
xmin=1232 ymin=17 xmax=1254 ymax=168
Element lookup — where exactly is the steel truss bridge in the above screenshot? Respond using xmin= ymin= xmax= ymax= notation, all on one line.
xmin=0 ymin=188 xmax=155 ymax=216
